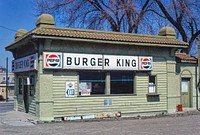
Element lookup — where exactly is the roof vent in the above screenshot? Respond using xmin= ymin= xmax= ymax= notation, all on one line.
xmin=159 ymin=26 xmax=176 ymax=38
xmin=36 ymin=14 xmax=55 ymax=27
xmin=15 ymin=29 xmax=28 ymax=40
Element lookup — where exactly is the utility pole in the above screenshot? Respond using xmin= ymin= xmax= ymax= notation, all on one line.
xmin=6 ymin=57 xmax=8 ymax=102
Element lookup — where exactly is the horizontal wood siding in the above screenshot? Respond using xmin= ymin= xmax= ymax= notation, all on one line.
xmin=17 ymin=95 xmax=36 ymax=115
xmin=17 ymin=95 xmax=24 ymax=112
xmin=29 ymin=96 xmax=36 ymax=115
xmin=53 ymin=61 xmax=168 ymax=118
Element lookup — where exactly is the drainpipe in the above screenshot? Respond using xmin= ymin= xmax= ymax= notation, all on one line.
xmin=195 ymin=59 xmax=198 ymax=110
xmin=197 ymin=39 xmax=200 ymax=110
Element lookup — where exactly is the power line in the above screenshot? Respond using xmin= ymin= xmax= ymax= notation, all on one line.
xmin=0 ymin=25 xmax=17 ymax=32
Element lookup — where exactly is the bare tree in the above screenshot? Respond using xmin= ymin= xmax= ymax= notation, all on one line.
xmin=155 ymin=0 xmax=200 ymax=53
xmin=34 ymin=0 xmax=153 ymax=33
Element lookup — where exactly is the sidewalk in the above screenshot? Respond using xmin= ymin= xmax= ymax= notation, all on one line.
xmin=0 ymin=99 xmax=40 ymax=126
xmin=0 ymin=111 xmax=40 ymax=126
xmin=0 ymin=105 xmax=200 ymax=127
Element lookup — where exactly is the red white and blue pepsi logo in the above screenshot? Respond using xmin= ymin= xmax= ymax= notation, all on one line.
xmin=140 ymin=57 xmax=152 ymax=70
xmin=44 ymin=53 xmax=62 ymax=68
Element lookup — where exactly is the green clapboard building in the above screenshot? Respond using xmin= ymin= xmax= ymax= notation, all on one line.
xmin=5 ymin=14 xmax=199 ymax=121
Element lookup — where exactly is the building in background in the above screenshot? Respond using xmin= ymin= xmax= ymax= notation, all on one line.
xmin=5 ymin=14 xmax=199 ymax=121
xmin=0 ymin=67 xmax=14 ymax=100
xmin=0 ymin=66 xmax=6 ymax=73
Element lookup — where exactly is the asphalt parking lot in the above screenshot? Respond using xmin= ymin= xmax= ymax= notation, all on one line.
xmin=0 ymin=102 xmax=14 ymax=113
xmin=1 ymin=101 xmax=200 ymax=135
xmin=1 ymin=113 xmax=200 ymax=135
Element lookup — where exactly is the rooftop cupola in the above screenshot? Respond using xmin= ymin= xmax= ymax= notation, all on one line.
xmin=36 ymin=14 xmax=55 ymax=27
xmin=158 ymin=26 xmax=176 ymax=38
xmin=15 ymin=29 xmax=28 ymax=40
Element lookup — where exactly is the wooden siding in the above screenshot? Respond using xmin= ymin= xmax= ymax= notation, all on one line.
xmin=53 ymin=62 xmax=168 ymax=118
xmin=29 ymin=96 xmax=36 ymax=115
xmin=17 ymin=95 xmax=24 ymax=112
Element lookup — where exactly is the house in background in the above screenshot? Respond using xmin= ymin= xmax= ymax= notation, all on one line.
xmin=0 ymin=67 xmax=14 ymax=100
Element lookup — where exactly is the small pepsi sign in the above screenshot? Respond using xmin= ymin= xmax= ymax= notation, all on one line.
xmin=43 ymin=52 xmax=62 ymax=69
xmin=139 ymin=57 xmax=153 ymax=71
xmin=66 ymin=81 xmax=75 ymax=97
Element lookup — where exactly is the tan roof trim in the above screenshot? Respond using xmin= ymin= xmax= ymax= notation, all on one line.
xmin=5 ymin=27 xmax=189 ymax=50
xmin=32 ymin=35 xmax=189 ymax=48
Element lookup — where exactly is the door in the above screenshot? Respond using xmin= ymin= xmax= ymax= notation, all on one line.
xmin=23 ymin=78 xmax=29 ymax=113
xmin=181 ymin=78 xmax=191 ymax=107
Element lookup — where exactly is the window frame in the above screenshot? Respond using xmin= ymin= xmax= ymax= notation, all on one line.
xmin=29 ymin=75 xmax=36 ymax=96
xmin=110 ymin=72 xmax=135 ymax=95
xmin=78 ymin=71 xmax=106 ymax=96
xmin=18 ymin=77 xmax=23 ymax=95
xmin=2 ymin=88 xmax=4 ymax=93
xmin=148 ymin=75 xmax=157 ymax=94
xmin=78 ymin=71 xmax=136 ymax=96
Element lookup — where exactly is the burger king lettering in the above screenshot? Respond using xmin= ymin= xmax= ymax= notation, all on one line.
xmin=43 ymin=52 xmax=153 ymax=71
xmin=63 ymin=53 xmax=103 ymax=70
xmin=12 ymin=54 xmax=37 ymax=73
xmin=66 ymin=57 xmax=104 ymax=67
xmin=103 ymin=55 xmax=138 ymax=70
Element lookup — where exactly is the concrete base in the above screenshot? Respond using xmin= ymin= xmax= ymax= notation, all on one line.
xmin=121 ymin=111 xmax=167 ymax=118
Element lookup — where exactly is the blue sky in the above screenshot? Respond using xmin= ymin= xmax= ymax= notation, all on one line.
xmin=0 ymin=0 xmax=36 ymax=70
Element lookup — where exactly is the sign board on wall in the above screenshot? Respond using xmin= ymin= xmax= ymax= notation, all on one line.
xmin=79 ymin=82 xmax=92 ymax=96
xmin=12 ymin=54 xmax=37 ymax=73
xmin=63 ymin=53 xmax=102 ymax=70
xmin=43 ymin=52 xmax=62 ymax=69
xmin=63 ymin=53 xmax=140 ymax=70
xmin=43 ymin=52 xmax=153 ymax=71
xmin=139 ymin=57 xmax=153 ymax=71
xmin=103 ymin=55 xmax=138 ymax=70
xmin=66 ymin=81 xmax=75 ymax=97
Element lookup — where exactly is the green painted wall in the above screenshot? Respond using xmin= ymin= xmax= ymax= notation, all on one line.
xmin=38 ymin=40 xmax=171 ymax=119
xmin=176 ymin=63 xmax=199 ymax=110
xmin=52 ymin=72 xmax=167 ymax=117
xmin=13 ymin=38 xmax=199 ymax=121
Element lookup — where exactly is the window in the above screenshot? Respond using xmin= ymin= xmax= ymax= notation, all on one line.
xmin=181 ymin=78 xmax=189 ymax=93
xmin=19 ymin=78 xmax=23 ymax=94
xmin=30 ymin=75 xmax=35 ymax=96
xmin=79 ymin=71 xmax=106 ymax=95
xmin=110 ymin=72 xmax=134 ymax=94
xmin=149 ymin=75 xmax=156 ymax=93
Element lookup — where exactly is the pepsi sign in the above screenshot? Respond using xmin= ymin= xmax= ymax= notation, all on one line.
xmin=139 ymin=57 xmax=153 ymax=71
xmin=43 ymin=52 xmax=62 ymax=69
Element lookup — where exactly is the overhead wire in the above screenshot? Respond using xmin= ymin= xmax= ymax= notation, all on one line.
xmin=0 ymin=25 xmax=17 ymax=32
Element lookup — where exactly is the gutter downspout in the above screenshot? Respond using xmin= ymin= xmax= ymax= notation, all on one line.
xmin=197 ymin=39 xmax=200 ymax=110
xmin=195 ymin=59 xmax=198 ymax=110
